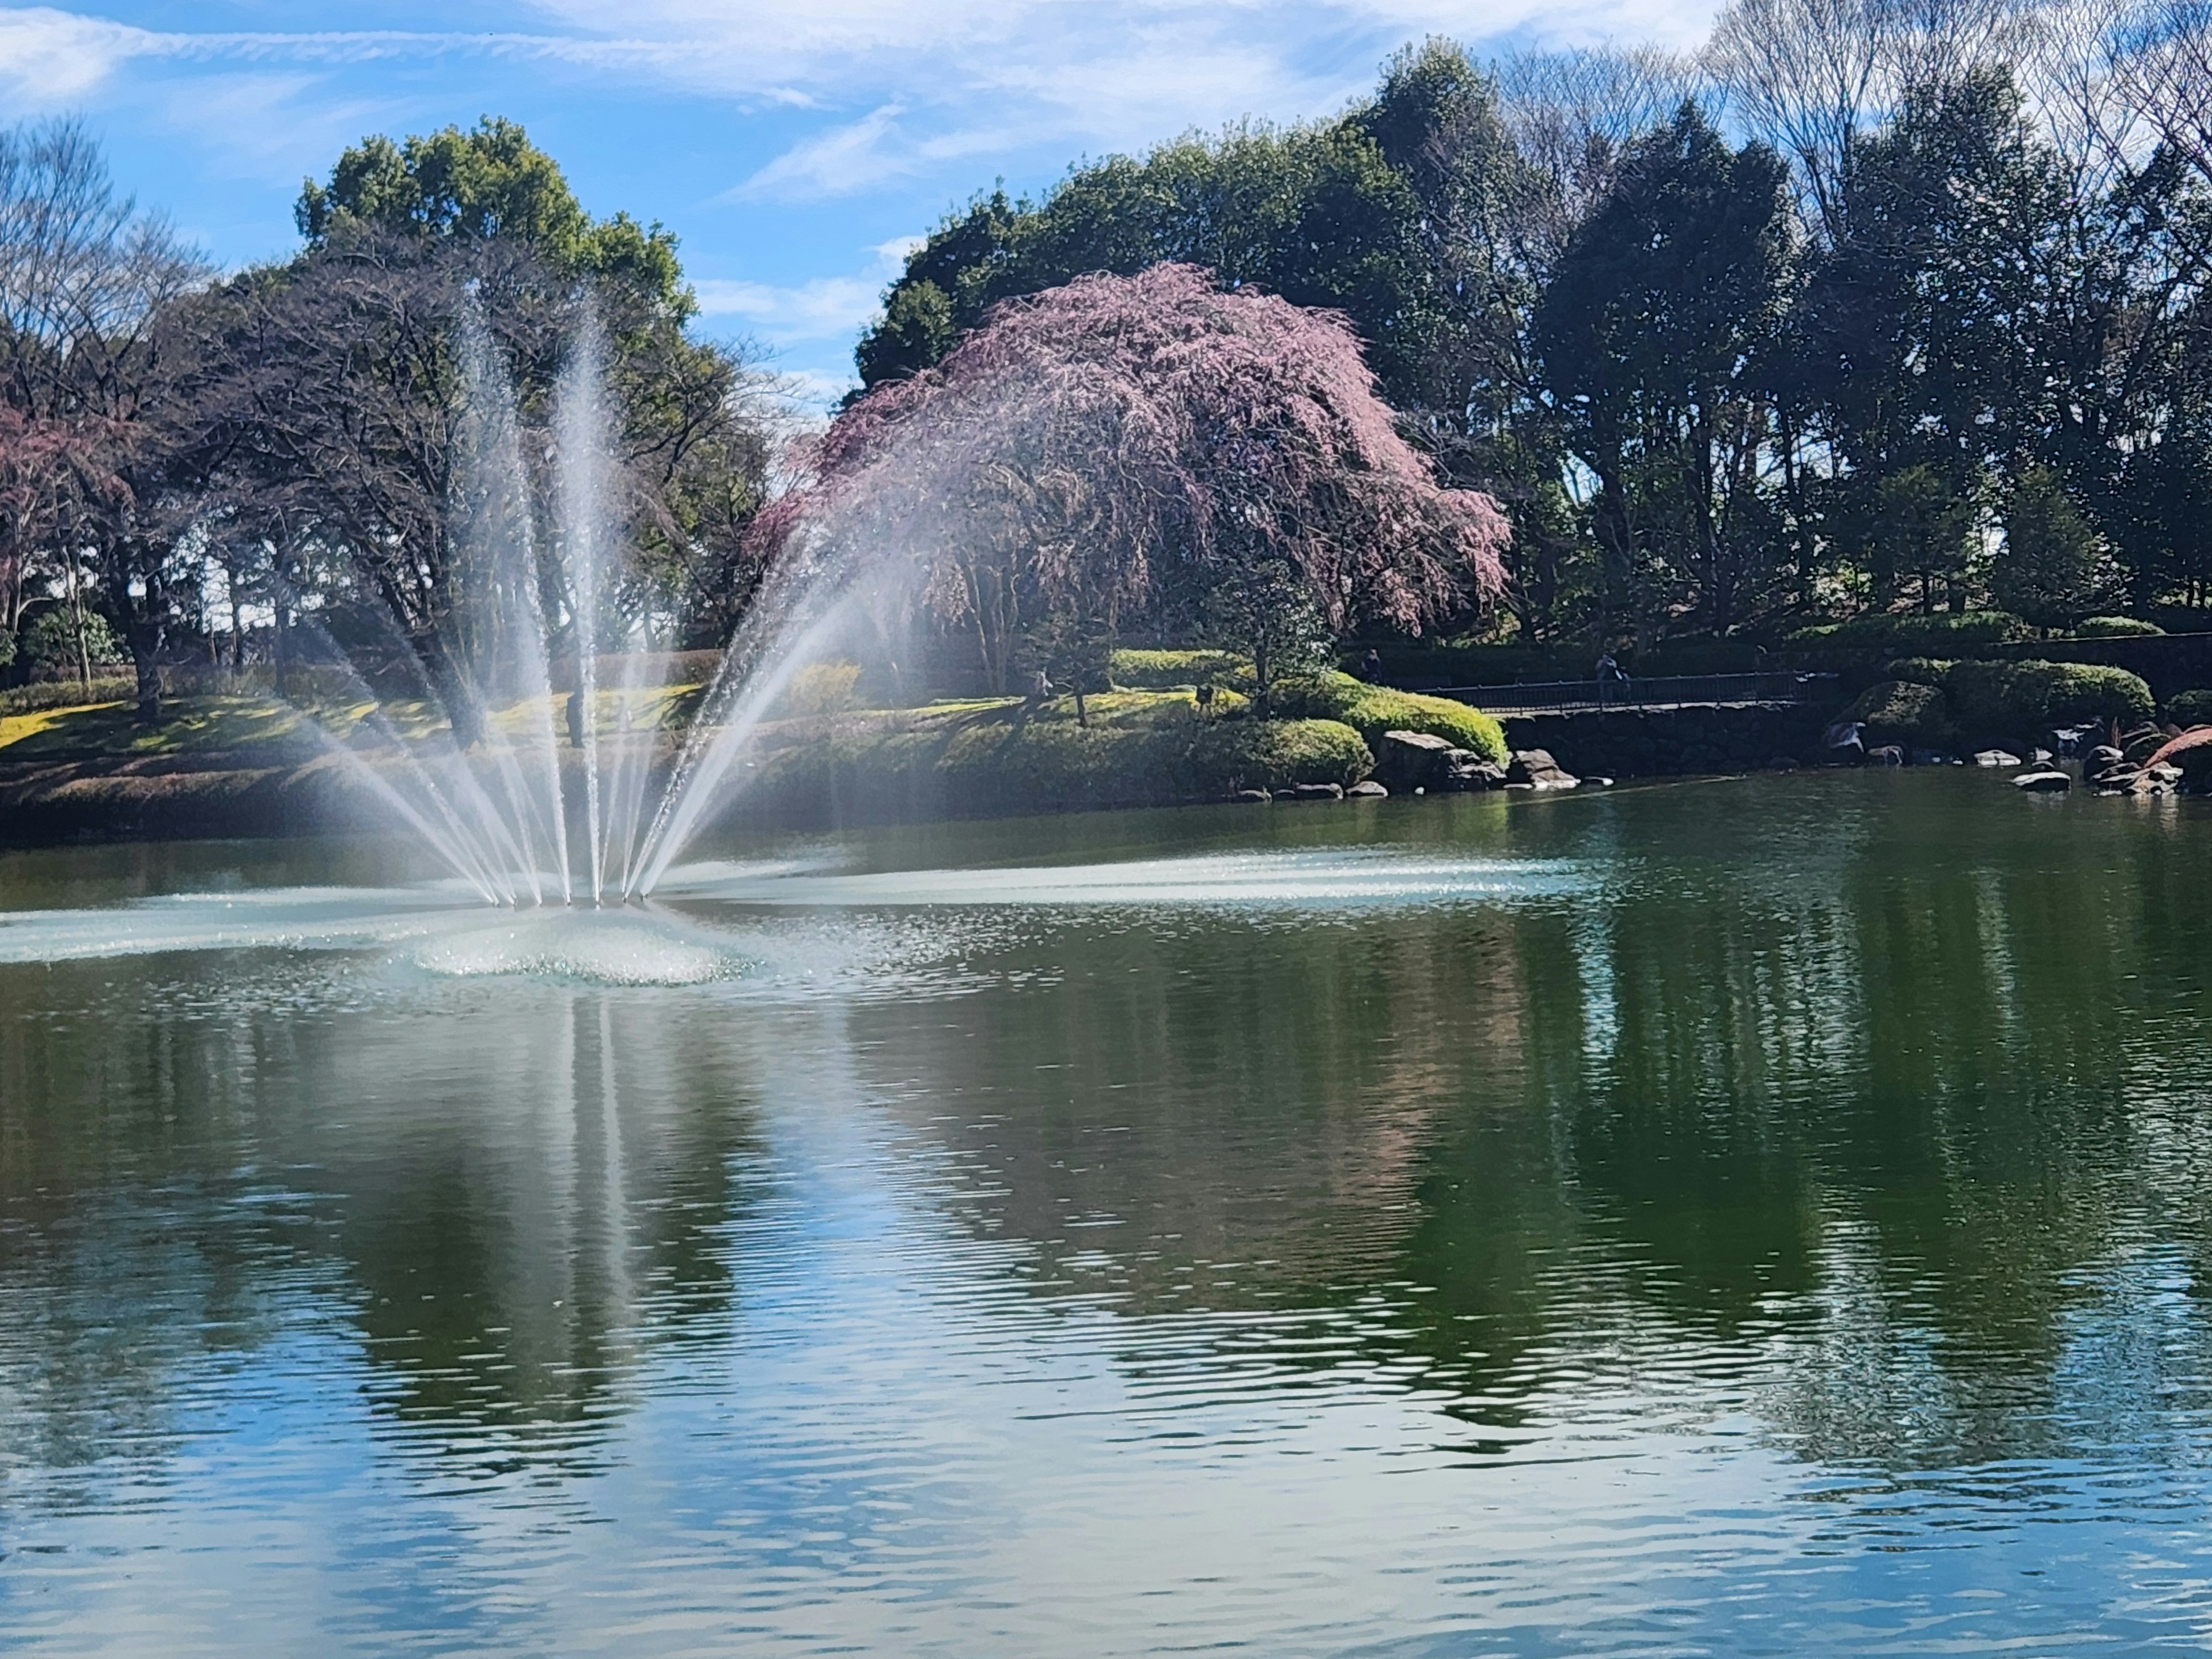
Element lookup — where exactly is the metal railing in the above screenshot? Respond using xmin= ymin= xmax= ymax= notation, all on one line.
xmin=1430 ymin=671 xmax=1836 ymax=717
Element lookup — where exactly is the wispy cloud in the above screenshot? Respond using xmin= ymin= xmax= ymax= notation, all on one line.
xmin=691 ymin=236 xmax=922 ymax=344
xmin=0 ymin=0 xmax=1725 ymax=187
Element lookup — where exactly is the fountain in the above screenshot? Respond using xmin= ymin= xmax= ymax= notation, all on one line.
xmin=286 ymin=308 xmax=872 ymax=909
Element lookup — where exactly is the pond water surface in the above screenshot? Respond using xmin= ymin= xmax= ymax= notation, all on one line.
xmin=5 ymin=772 xmax=2212 ymax=1655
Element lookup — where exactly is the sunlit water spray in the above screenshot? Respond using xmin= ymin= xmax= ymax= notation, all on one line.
xmin=263 ymin=303 xmax=891 ymax=912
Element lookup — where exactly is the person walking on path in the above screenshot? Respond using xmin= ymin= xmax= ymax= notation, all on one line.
xmin=1595 ymin=650 xmax=1626 ymax=709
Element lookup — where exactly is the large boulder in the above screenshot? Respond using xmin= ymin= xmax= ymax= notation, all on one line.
xmin=2014 ymin=768 xmax=2071 ymax=792
xmin=1346 ymin=779 xmax=1388 ymax=798
xmin=1374 ymin=729 xmax=1457 ymax=791
xmin=1506 ymin=749 xmax=1580 ymax=790
xmin=1974 ymin=749 xmax=2022 ymax=768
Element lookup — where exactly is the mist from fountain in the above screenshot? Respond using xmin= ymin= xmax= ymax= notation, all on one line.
xmin=283 ymin=307 xmax=873 ymax=909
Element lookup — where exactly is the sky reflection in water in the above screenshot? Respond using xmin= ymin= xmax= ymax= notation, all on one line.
xmin=4 ymin=775 xmax=2212 ymax=1654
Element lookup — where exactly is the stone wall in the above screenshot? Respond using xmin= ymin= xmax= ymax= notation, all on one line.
xmin=1501 ymin=704 xmax=1827 ymax=779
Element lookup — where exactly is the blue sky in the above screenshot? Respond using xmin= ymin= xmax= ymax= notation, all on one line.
xmin=0 ymin=0 xmax=1718 ymax=405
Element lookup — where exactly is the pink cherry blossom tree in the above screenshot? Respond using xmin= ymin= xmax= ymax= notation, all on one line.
xmin=750 ymin=263 xmax=1510 ymax=704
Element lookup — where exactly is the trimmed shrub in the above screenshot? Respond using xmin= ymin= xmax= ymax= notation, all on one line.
xmin=1109 ymin=648 xmax=1252 ymax=689
xmin=2167 ymin=689 xmax=2212 ymax=727
xmin=1790 ymin=610 xmax=2031 ymax=653
xmin=1845 ymin=680 xmax=1956 ymax=748
xmin=1270 ymin=670 xmax=1508 ymax=763
xmin=1881 ymin=657 xmax=1956 ymax=687
xmin=751 ymin=710 xmax=1372 ymax=821
xmin=0 ymin=675 xmax=135 ymax=716
xmin=2071 ymin=615 xmax=2162 ymax=638
xmin=1944 ymin=658 xmax=2153 ymax=738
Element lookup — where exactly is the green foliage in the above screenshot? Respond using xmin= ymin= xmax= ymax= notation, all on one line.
xmin=1942 ymin=658 xmax=2153 ymax=737
xmin=850 ymin=46 xmax=1528 ymax=410
xmin=854 ymin=279 xmax=958 ymax=385
xmin=1881 ymin=657 xmax=1956 ymax=686
xmin=2167 ymin=689 xmax=2212 ymax=726
xmin=2071 ymin=615 xmax=2161 ymax=638
xmin=1790 ymin=610 xmax=2031 ymax=652
xmin=22 ymin=609 xmax=120 ymax=679
xmin=940 ymin=717 xmax=1372 ymax=801
xmin=1270 ymin=669 xmax=1508 ymax=762
xmin=756 ymin=710 xmax=1372 ymax=817
xmin=0 ymin=622 xmax=12 ymax=671
xmin=1533 ymin=104 xmax=1794 ymax=634
xmin=297 ymin=117 xmax=687 ymax=315
xmin=1844 ymin=679 xmax=1956 ymax=748
xmin=775 ymin=662 xmax=863 ymax=717
xmin=1109 ymin=649 xmax=1252 ymax=688
xmin=0 ymin=675 xmax=134 ymax=717
xmin=1994 ymin=466 xmax=2103 ymax=628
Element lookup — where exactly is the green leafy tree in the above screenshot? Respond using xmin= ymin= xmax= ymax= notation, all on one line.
xmin=1533 ymin=103 xmax=1795 ymax=637
xmin=297 ymin=117 xmax=688 ymax=319
xmin=1994 ymin=465 xmax=2103 ymax=628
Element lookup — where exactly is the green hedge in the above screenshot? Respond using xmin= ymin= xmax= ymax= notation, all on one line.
xmin=752 ymin=713 xmax=1373 ymax=820
xmin=2168 ymin=689 xmax=2212 ymax=727
xmin=1109 ymin=649 xmax=1253 ymax=689
xmin=1944 ymin=658 xmax=2153 ymax=737
xmin=1846 ymin=680 xmax=1956 ymax=748
xmin=0 ymin=676 xmax=135 ymax=716
xmin=2071 ymin=616 xmax=2163 ymax=638
xmin=1791 ymin=611 xmax=2032 ymax=652
xmin=1270 ymin=671 xmax=1508 ymax=763
xmin=1881 ymin=657 xmax=1957 ymax=687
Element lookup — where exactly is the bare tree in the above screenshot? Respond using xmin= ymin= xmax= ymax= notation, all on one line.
xmin=1496 ymin=46 xmax=1707 ymax=256
xmin=0 ymin=119 xmax=208 ymax=718
xmin=1705 ymin=0 xmax=2034 ymax=243
xmin=2114 ymin=0 xmax=2212 ymax=187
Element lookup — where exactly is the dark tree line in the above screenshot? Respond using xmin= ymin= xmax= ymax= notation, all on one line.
xmin=0 ymin=118 xmax=771 ymax=721
xmin=856 ymin=0 xmax=2212 ymax=649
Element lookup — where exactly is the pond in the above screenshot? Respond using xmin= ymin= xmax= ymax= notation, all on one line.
xmin=5 ymin=771 xmax=2212 ymax=1655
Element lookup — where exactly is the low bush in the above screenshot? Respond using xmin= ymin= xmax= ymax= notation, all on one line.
xmin=751 ymin=710 xmax=1372 ymax=821
xmin=1109 ymin=648 xmax=1252 ymax=689
xmin=2167 ymin=689 xmax=2212 ymax=727
xmin=1844 ymin=680 xmax=1956 ymax=749
xmin=1881 ymin=657 xmax=1956 ymax=687
xmin=0 ymin=676 xmax=135 ymax=717
xmin=1943 ymin=658 xmax=2153 ymax=739
xmin=1791 ymin=610 xmax=2032 ymax=653
xmin=2071 ymin=615 xmax=2162 ymax=638
xmin=1270 ymin=671 xmax=1508 ymax=762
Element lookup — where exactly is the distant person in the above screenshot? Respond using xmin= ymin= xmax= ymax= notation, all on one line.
xmin=566 ymin=688 xmax=586 ymax=749
xmin=1028 ymin=668 xmax=1053 ymax=702
xmin=1359 ymin=648 xmax=1383 ymax=683
xmin=1594 ymin=650 xmax=1623 ymax=707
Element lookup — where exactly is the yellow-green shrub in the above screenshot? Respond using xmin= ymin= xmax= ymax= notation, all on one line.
xmin=1271 ymin=671 xmax=1508 ymax=763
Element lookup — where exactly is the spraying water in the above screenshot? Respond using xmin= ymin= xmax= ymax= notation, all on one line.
xmin=283 ymin=309 xmax=876 ymax=907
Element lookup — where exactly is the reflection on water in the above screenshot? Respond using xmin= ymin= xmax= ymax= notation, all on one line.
xmin=6 ymin=774 xmax=2212 ymax=1653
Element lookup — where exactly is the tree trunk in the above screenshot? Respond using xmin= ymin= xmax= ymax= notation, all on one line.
xmin=128 ymin=623 xmax=162 ymax=725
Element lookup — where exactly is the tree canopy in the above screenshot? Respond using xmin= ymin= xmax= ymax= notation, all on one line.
xmin=297 ymin=117 xmax=689 ymax=319
xmin=761 ymin=264 xmax=1509 ymax=698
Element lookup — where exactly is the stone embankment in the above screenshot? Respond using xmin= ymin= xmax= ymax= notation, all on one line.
xmin=1497 ymin=704 xmax=1825 ymax=781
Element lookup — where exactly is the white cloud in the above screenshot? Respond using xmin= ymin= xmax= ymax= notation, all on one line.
xmin=0 ymin=6 xmax=150 ymax=107
xmin=690 ymin=236 xmax=920 ymax=344
xmin=0 ymin=0 xmax=1724 ymax=196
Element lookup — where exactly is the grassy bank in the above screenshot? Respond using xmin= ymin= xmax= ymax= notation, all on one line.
xmin=0 ymin=676 xmax=1495 ymax=842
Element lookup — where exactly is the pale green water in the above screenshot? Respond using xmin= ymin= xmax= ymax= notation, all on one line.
xmin=4 ymin=772 xmax=2212 ymax=1654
